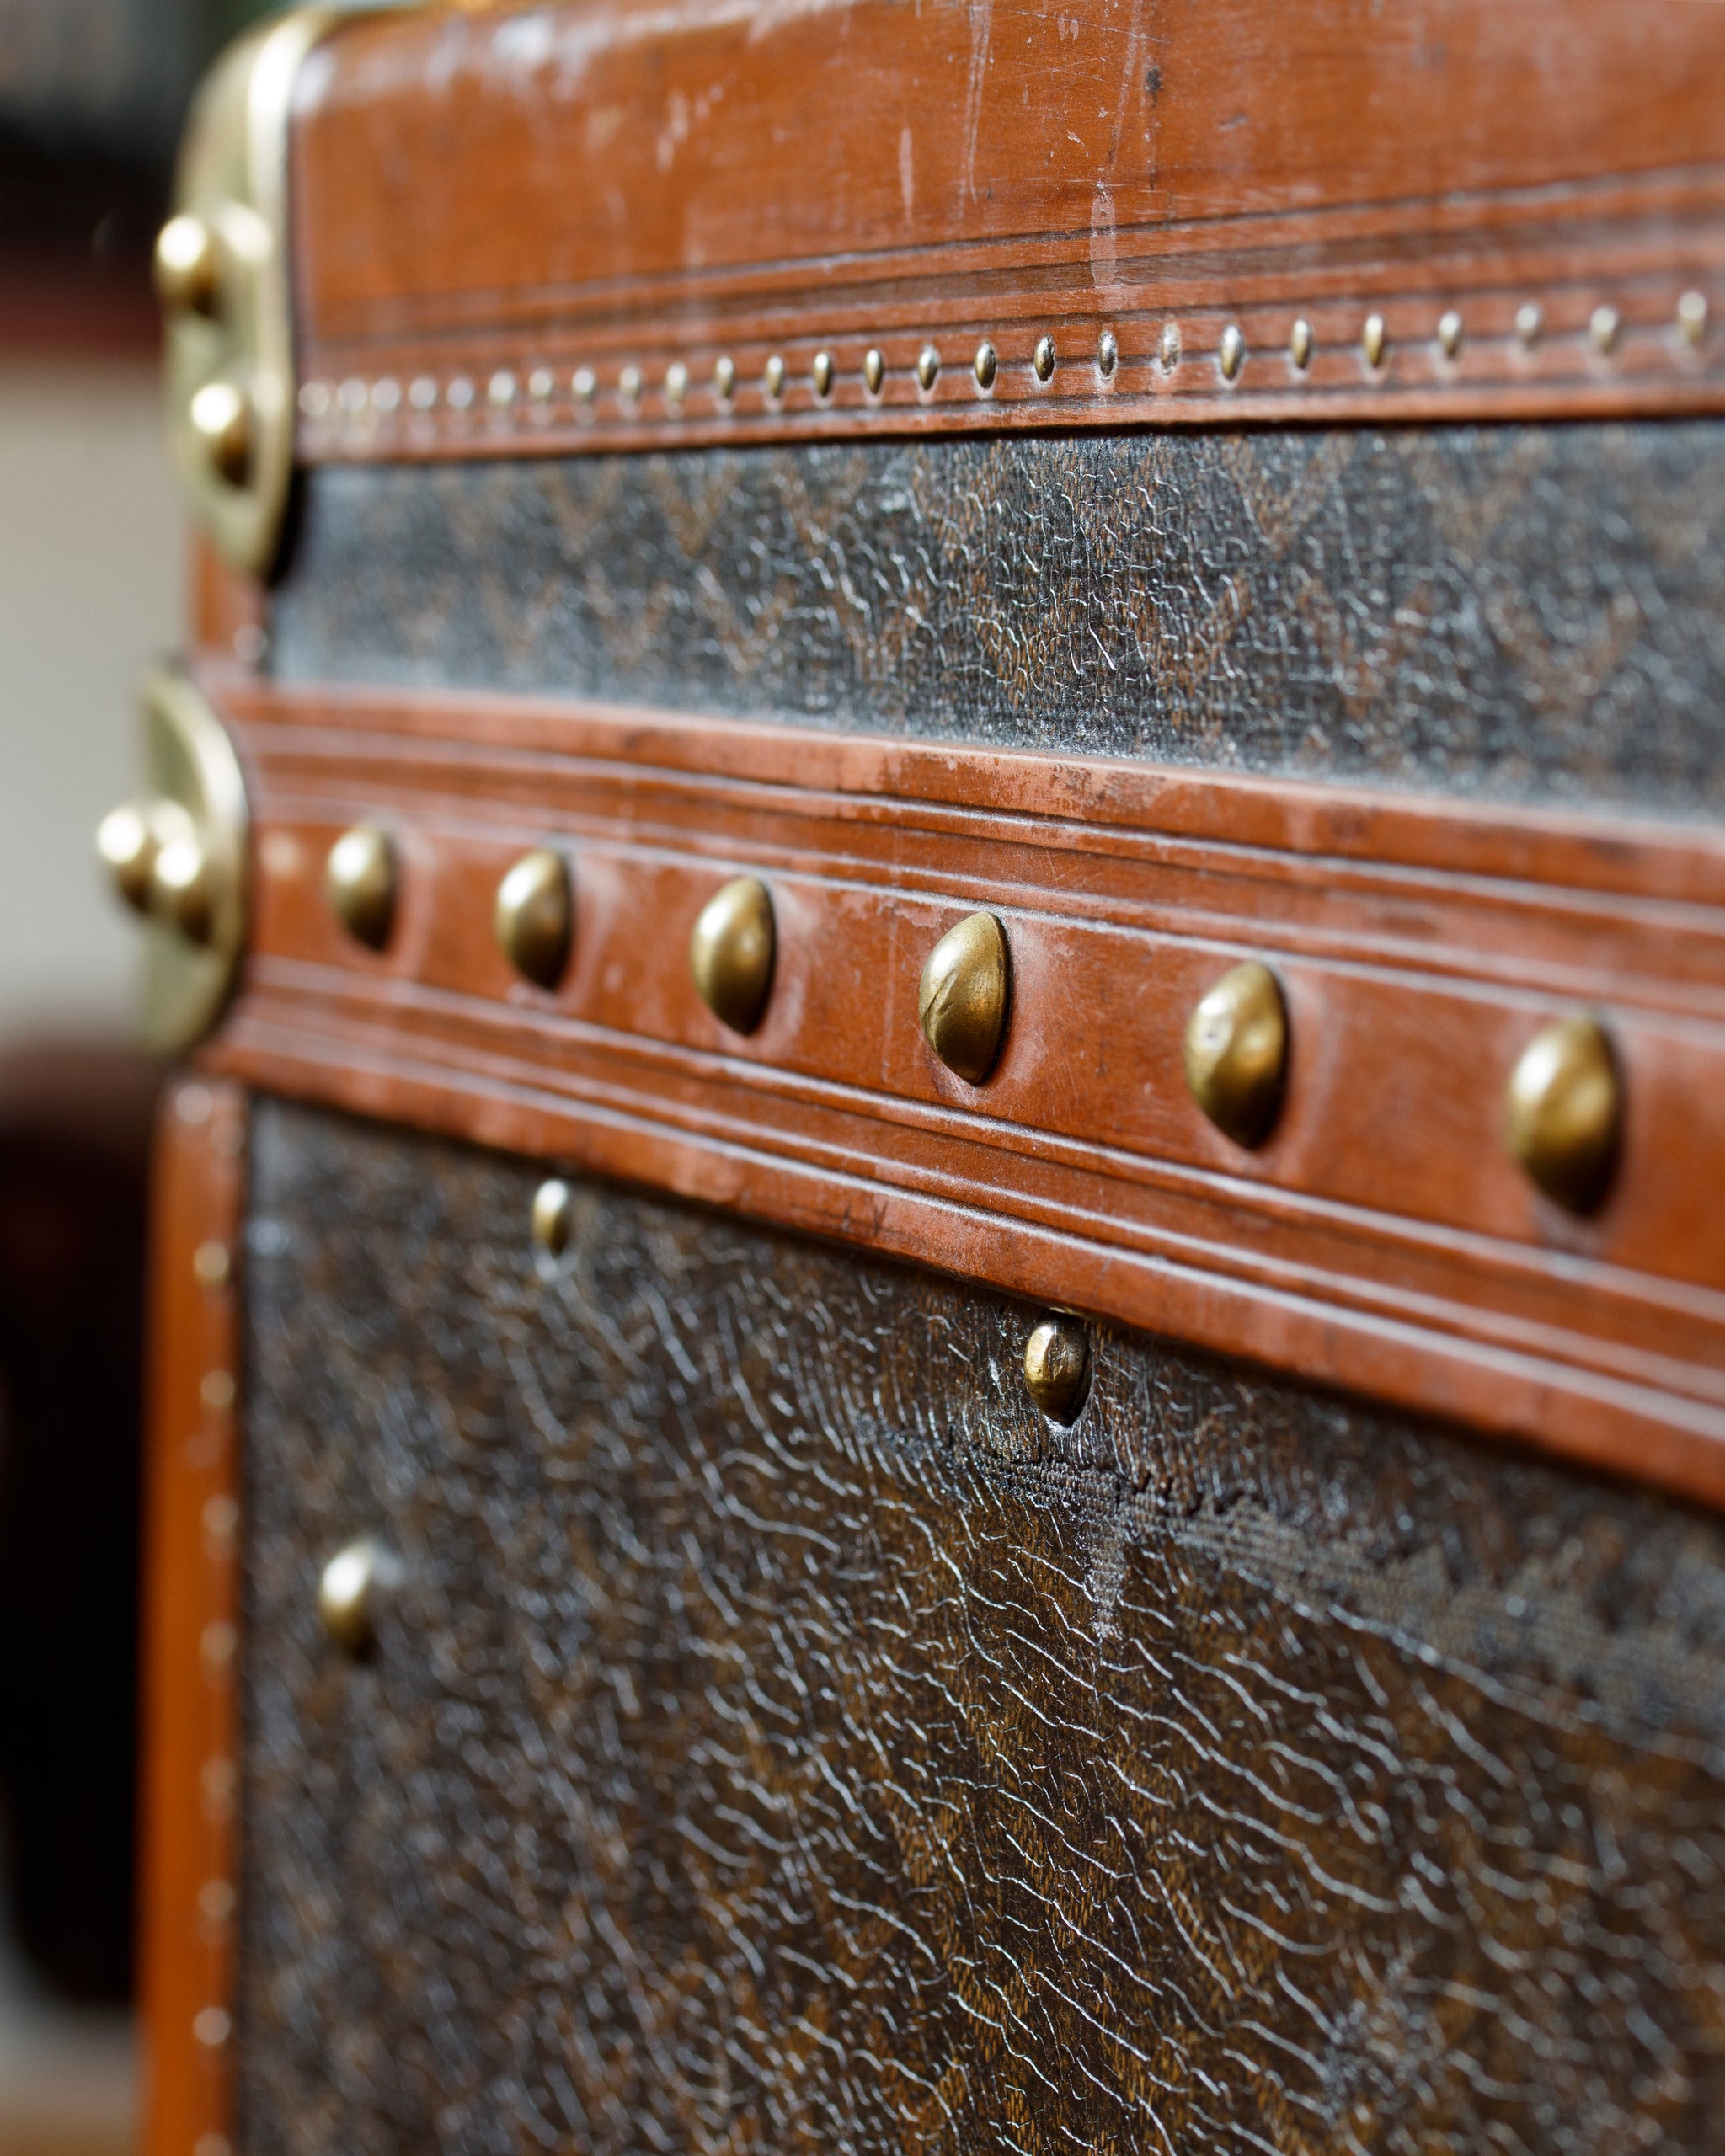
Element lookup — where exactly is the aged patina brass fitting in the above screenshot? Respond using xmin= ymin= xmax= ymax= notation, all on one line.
xmin=531 ymin=1177 xmax=574 ymax=1257
xmin=1183 ymin=959 xmax=1289 ymax=1147
xmin=154 ymin=211 xmax=221 ymax=316
xmin=1506 ymin=1014 xmax=1621 ymax=1214
xmin=318 ymin=1538 xmax=396 ymax=1658
xmin=494 ymin=847 xmax=571 ymax=988
xmin=1023 ymin=1314 xmax=1091 ymax=1424
xmin=325 ymin=824 xmax=396 ymax=951
xmin=690 ymin=875 xmax=776 ymax=1034
xmin=918 ymin=911 xmax=1009 ymax=1085
xmin=95 ymin=669 xmax=248 ymax=1051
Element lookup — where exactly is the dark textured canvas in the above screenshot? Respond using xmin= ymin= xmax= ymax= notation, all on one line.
xmin=238 ymin=1099 xmax=1725 ymax=2156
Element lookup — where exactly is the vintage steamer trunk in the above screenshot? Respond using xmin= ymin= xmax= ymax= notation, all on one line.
xmin=116 ymin=3 xmax=1725 ymax=2150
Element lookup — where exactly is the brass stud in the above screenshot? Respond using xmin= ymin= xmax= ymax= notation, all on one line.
xmin=664 ymin=360 xmax=688 ymax=406
xmin=974 ymin=339 xmax=997 ymax=390
xmin=1506 ymin=1014 xmax=1621 ymax=1214
xmin=1678 ymin=291 xmax=1708 ymax=348
xmin=494 ymin=847 xmax=571 ymax=989
xmin=325 ymin=824 xmax=396 ymax=951
xmin=154 ymin=212 xmax=219 ymax=317
xmin=863 ymin=348 xmax=885 ymax=396
xmin=1590 ymin=303 xmax=1620 ymax=355
xmin=916 ymin=344 xmax=941 ymax=392
xmin=1183 ymin=959 xmax=1288 ymax=1148
xmin=150 ymin=816 xmax=213 ymax=945
xmin=527 ymin=366 xmax=554 ymax=403
xmin=1438 ymin=309 xmax=1465 ymax=360
xmin=96 ymin=801 xmax=159 ymax=913
xmin=488 ymin=369 xmax=516 ymax=408
xmin=531 ymin=1177 xmax=574 ymax=1257
xmin=690 ymin=874 xmax=776 ymax=1034
xmin=1158 ymin=320 xmax=1180 ymax=371
xmin=318 ymin=1538 xmax=393 ymax=1658
xmin=618 ymin=364 xmax=642 ymax=405
xmin=1023 ymin=1313 xmax=1091 ymax=1424
xmin=812 ymin=350 xmax=835 ymax=398
xmin=1515 ymin=302 xmax=1543 ymax=347
xmin=190 ymin=379 xmax=254 ymax=488
xmin=1362 ymin=313 xmax=1387 ymax=370
xmin=764 ymin=354 xmax=786 ymax=401
xmin=1097 ymin=328 xmax=1119 ymax=379
xmin=1033 ymin=334 xmax=1056 ymax=382
xmin=573 ymin=366 xmax=596 ymax=404
xmin=1218 ymin=323 xmax=1245 ymax=382
xmin=1289 ymin=318 xmax=1313 ymax=371
xmin=917 ymin=911 xmax=1009 ymax=1086
xmin=713 ymin=355 xmax=736 ymax=401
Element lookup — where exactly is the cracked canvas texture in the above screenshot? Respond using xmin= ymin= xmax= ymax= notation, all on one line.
xmin=270 ymin=424 xmax=1725 ymax=812
xmin=238 ymin=1100 xmax=1725 ymax=2156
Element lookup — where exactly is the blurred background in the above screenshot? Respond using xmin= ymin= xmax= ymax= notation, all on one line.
xmin=0 ymin=4 xmax=269 ymax=2150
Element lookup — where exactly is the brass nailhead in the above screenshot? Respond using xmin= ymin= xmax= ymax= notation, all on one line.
xmin=1097 ymin=328 xmax=1119 ymax=378
xmin=1362 ymin=313 xmax=1387 ymax=369
xmin=494 ymin=847 xmax=572 ymax=989
xmin=1678 ymin=291 xmax=1708 ymax=348
xmin=812 ymin=350 xmax=835 ymax=398
xmin=325 ymin=823 xmax=396 ymax=950
xmin=1515 ymin=302 xmax=1543 ymax=347
xmin=863 ymin=348 xmax=885 ymax=395
xmin=1438 ymin=309 xmax=1465 ymax=359
xmin=1023 ymin=1313 xmax=1091 ymax=1424
xmin=917 ymin=911 xmax=1009 ymax=1085
xmin=1506 ymin=1014 xmax=1621 ymax=1214
xmin=916 ymin=344 xmax=941 ymax=392
xmin=318 ymin=1538 xmax=392 ymax=1658
xmin=764 ymin=354 xmax=787 ymax=400
xmin=1218 ymin=323 xmax=1245 ymax=382
xmin=1289 ymin=318 xmax=1313 ymax=371
xmin=974 ymin=339 xmax=997 ymax=390
xmin=1590 ymin=304 xmax=1621 ymax=355
xmin=531 ymin=1177 xmax=574 ymax=1257
xmin=664 ymin=360 xmax=688 ymax=406
xmin=1158 ymin=321 xmax=1180 ymax=371
xmin=1183 ymin=959 xmax=1289 ymax=1148
xmin=190 ymin=378 xmax=254 ymax=487
xmin=690 ymin=875 xmax=777 ymax=1035
xmin=154 ymin=212 xmax=220 ymax=317
xmin=713 ymin=355 xmax=736 ymax=401
xmin=1033 ymin=334 xmax=1056 ymax=382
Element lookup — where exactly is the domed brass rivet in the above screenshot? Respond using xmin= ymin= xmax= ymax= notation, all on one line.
xmin=325 ymin=824 xmax=395 ymax=950
xmin=918 ymin=911 xmax=1009 ymax=1086
xmin=318 ymin=1538 xmax=393 ymax=1658
xmin=1097 ymin=328 xmax=1119 ymax=378
xmin=97 ymin=801 xmax=159 ymax=913
xmin=1183 ymin=959 xmax=1289 ymax=1148
xmin=713 ymin=355 xmax=736 ymax=402
xmin=1033 ymin=334 xmax=1055 ymax=382
xmin=1218 ymin=323 xmax=1246 ymax=381
xmin=154 ymin=212 xmax=220 ymax=317
xmin=1515 ymin=301 xmax=1543 ymax=347
xmin=494 ymin=847 xmax=571 ymax=989
xmin=531 ymin=1177 xmax=574 ymax=1257
xmin=1023 ymin=1313 xmax=1091 ymax=1424
xmin=1157 ymin=320 xmax=1180 ymax=371
xmin=1590 ymin=304 xmax=1620 ymax=355
xmin=1362 ymin=312 xmax=1387 ymax=369
xmin=863 ymin=347 xmax=885 ymax=395
xmin=1678 ymin=291 xmax=1708 ymax=349
xmin=763 ymin=354 xmax=786 ymax=401
xmin=690 ymin=875 xmax=776 ymax=1034
xmin=974 ymin=339 xmax=997 ymax=390
xmin=1506 ymin=1015 xmax=1621 ymax=1214
xmin=916 ymin=344 xmax=941 ymax=392
xmin=811 ymin=350 xmax=835 ymax=398
xmin=1289 ymin=317 xmax=1313 ymax=370
xmin=150 ymin=817 xmax=213 ymax=945
xmin=1438 ymin=309 xmax=1465 ymax=360
xmin=190 ymin=378 xmax=254 ymax=488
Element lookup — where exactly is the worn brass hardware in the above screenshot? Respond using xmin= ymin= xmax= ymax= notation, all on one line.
xmin=1438 ymin=309 xmax=1465 ymax=360
xmin=531 ymin=1177 xmax=574 ymax=1257
xmin=812 ymin=350 xmax=835 ymax=398
xmin=159 ymin=8 xmax=369 ymax=572
xmin=690 ymin=875 xmax=776 ymax=1034
xmin=1023 ymin=1314 xmax=1091 ymax=1424
xmin=1033 ymin=334 xmax=1055 ymax=382
xmin=494 ymin=848 xmax=571 ymax=988
xmin=918 ymin=912 xmax=1009 ymax=1085
xmin=1219 ymin=323 xmax=1246 ymax=381
xmin=1183 ymin=960 xmax=1288 ymax=1147
xmin=974 ymin=340 xmax=997 ymax=390
xmin=318 ymin=1538 xmax=395 ymax=1657
xmin=95 ymin=669 xmax=248 ymax=1053
xmin=1097 ymin=328 xmax=1118 ymax=378
xmin=1506 ymin=1015 xmax=1621 ymax=1214
xmin=863 ymin=348 xmax=885 ymax=395
xmin=1289 ymin=317 xmax=1313 ymax=370
xmin=1362 ymin=312 xmax=1387 ymax=369
xmin=325 ymin=824 xmax=396 ymax=950
xmin=916 ymin=344 xmax=941 ymax=392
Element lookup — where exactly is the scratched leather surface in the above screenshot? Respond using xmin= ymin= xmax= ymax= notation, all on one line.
xmin=269 ymin=425 xmax=1725 ymax=810
xmin=238 ymin=1099 xmax=1725 ymax=2155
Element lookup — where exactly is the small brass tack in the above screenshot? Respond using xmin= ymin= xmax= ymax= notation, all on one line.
xmin=1183 ymin=959 xmax=1288 ymax=1148
xmin=863 ymin=348 xmax=885 ymax=395
xmin=1289 ymin=318 xmax=1312 ymax=371
xmin=1438 ymin=309 xmax=1465 ymax=360
xmin=1515 ymin=302 xmax=1543 ymax=347
xmin=1362 ymin=313 xmax=1387 ymax=370
xmin=1506 ymin=1014 xmax=1621 ymax=1214
xmin=812 ymin=350 xmax=835 ymax=398
xmin=1033 ymin=334 xmax=1056 ymax=382
xmin=690 ymin=874 xmax=776 ymax=1034
xmin=318 ymin=1538 xmax=394 ymax=1658
xmin=974 ymin=339 xmax=997 ymax=390
xmin=1097 ymin=328 xmax=1119 ymax=379
xmin=764 ymin=354 xmax=787 ymax=401
xmin=918 ymin=911 xmax=1009 ymax=1086
xmin=531 ymin=1177 xmax=574 ymax=1257
xmin=1158 ymin=320 xmax=1180 ymax=371
xmin=1023 ymin=1313 xmax=1091 ymax=1424
xmin=573 ymin=366 xmax=596 ymax=404
xmin=494 ymin=847 xmax=571 ymax=989
xmin=1590 ymin=304 xmax=1620 ymax=355
xmin=713 ymin=355 xmax=736 ymax=401
xmin=916 ymin=344 xmax=941 ymax=392
xmin=1218 ymin=323 xmax=1245 ymax=382
xmin=97 ymin=801 xmax=160 ymax=914
xmin=154 ymin=212 xmax=220 ymax=317
xmin=1678 ymin=291 xmax=1708 ymax=348
xmin=150 ymin=815 xmax=212 ymax=944
xmin=325 ymin=824 xmax=396 ymax=950
xmin=190 ymin=378 xmax=254 ymax=487
xmin=618 ymin=364 xmax=643 ymax=405
xmin=665 ymin=360 xmax=688 ymax=406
